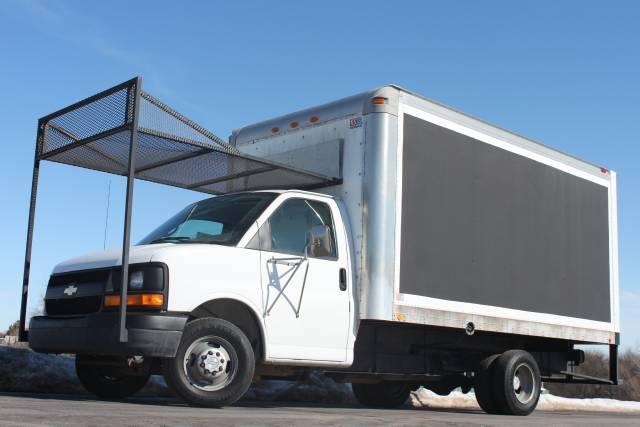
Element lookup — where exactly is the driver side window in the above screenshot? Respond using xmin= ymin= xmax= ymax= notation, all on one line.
xmin=256 ymin=198 xmax=337 ymax=259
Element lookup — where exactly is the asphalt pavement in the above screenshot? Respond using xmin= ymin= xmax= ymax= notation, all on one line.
xmin=0 ymin=393 xmax=636 ymax=426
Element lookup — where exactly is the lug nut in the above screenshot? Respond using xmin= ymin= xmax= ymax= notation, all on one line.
xmin=204 ymin=369 xmax=209 ymax=374
xmin=200 ymin=363 xmax=205 ymax=368
xmin=219 ymin=366 xmax=223 ymax=371
xmin=201 ymin=355 xmax=207 ymax=360
xmin=216 ymin=352 xmax=220 ymax=357
xmin=208 ymin=351 xmax=213 ymax=355
xmin=220 ymin=359 xmax=224 ymax=363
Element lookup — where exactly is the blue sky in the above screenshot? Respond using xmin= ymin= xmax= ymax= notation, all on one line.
xmin=0 ymin=1 xmax=638 ymax=347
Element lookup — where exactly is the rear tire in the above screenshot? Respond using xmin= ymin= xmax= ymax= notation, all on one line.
xmin=75 ymin=356 xmax=150 ymax=399
xmin=163 ymin=317 xmax=255 ymax=407
xmin=474 ymin=354 xmax=500 ymax=414
xmin=351 ymin=382 xmax=411 ymax=408
xmin=491 ymin=350 xmax=541 ymax=416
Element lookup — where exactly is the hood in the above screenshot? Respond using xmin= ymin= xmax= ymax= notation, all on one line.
xmin=52 ymin=244 xmax=175 ymax=274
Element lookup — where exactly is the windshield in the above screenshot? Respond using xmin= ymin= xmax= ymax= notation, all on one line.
xmin=138 ymin=192 xmax=277 ymax=246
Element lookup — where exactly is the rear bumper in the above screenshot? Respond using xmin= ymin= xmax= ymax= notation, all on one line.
xmin=29 ymin=312 xmax=187 ymax=358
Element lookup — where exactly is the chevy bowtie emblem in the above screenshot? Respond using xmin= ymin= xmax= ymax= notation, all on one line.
xmin=63 ymin=284 xmax=78 ymax=296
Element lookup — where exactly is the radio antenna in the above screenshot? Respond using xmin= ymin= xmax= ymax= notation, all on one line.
xmin=103 ymin=180 xmax=111 ymax=249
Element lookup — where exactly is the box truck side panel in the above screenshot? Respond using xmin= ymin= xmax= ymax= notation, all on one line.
xmin=398 ymin=113 xmax=611 ymax=322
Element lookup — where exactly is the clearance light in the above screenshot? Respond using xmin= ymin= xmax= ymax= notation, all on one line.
xmin=104 ymin=294 xmax=164 ymax=308
xmin=310 ymin=116 xmax=319 ymax=123
xmin=271 ymin=127 xmax=279 ymax=133
xmin=290 ymin=121 xmax=298 ymax=129
xmin=600 ymin=167 xmax=609 ymax=174
xmin=372 ymin=97 xmax=387 ymax=105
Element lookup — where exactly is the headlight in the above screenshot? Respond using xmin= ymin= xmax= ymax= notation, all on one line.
xmin=129 ymin=270 xmax=144 ymax=290
xmin=107 ymin=264 xmax=165 ymax=293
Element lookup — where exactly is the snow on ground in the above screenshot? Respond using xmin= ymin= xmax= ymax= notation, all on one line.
xmin=245 ymin=372 xmax=354 ymax=404
xmin=0 ymin=345 xmax=351 ymax=402
xmin=537 ymin=393 xmax=640 ymax=413
xmin=0 ymin=345 xmax=169 ymax=396
xmin=0 ymin=344 xmax=83 ymax=394
xmin=2 ymin=344 xmax=639 ymax=413
xmin=411 ymin=388 xmax=640 ymax=413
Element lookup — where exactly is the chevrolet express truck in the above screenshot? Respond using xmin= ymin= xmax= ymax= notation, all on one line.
xmin=24 ymin=79 xmax=619 ymax=416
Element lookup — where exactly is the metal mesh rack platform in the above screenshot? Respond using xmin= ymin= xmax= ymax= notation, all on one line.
xmin=37 ymin=77 xmax=339 ymax=194
xmin=19 ymin=77 xmax=341 ymax=343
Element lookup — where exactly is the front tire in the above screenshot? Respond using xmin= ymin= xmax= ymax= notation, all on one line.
xmin=163 ymin=317 xmax=255 ymax=407
xmin=491 ymin=350 xmax=541 ymax=416
xmin=351 ymin=382 xmax=411 ymax=408
xmin=75 ymin=356 xmax=150 ymax=399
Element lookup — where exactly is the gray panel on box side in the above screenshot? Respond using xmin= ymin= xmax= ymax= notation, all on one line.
xmin=399 ymin=114 xmax=610 ymax=322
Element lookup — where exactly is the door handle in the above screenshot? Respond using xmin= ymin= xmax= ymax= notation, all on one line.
xmin=339 ymin=268 xmax=347 ymax=291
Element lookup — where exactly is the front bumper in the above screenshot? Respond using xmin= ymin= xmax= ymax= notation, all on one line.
xmin=29 ymin=312 xmax=187 ymax=358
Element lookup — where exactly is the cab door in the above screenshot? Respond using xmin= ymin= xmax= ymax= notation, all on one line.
xmin=256 ymin=196 xmax=350 ymax=362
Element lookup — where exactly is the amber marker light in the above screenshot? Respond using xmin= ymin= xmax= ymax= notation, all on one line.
xmin=290 ymin=121 xmax=298 ymax=128
xmin=104 ymin=294 xmax=164 ymax=308
xmin=372 ymin=96 xmax=387 ymax=105
xmin=309 ymin=116 xmax=319 ymax=123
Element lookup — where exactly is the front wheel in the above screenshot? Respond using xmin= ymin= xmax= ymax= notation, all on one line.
xmin=351 ymin=382 xmax=411 ymax=408
xmin=75 ymin=356 xmax=150 ymax=399
xmin=163 ymin=317 xmax=255 ymax=407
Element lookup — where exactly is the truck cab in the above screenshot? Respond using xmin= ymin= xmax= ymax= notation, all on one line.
xmin=30 ymin=190 xmax=357 ymax=406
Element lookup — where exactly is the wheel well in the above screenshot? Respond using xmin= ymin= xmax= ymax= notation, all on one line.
xmin=189 ymin=299 xmax=264 ymax=361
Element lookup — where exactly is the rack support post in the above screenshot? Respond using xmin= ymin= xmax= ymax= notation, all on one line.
xmin=19 ymin=120 xmax=46 ymax=342
xmin=118 ymin=77 xmax=142 ymax=343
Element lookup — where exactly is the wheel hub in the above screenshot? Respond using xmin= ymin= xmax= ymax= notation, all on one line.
xmin=199 ymin=349 xmax=227 ymax=374
xmin=512 ymin=363 xmax=535 ymax=404
xmin=513 ymin=375 xmax=521 ymax=391
xmin=184 ymin=336 xmax=236 ymax=392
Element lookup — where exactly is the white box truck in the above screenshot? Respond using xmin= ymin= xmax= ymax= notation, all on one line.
xmin=23 ymin=78 xmax=619 ymax=416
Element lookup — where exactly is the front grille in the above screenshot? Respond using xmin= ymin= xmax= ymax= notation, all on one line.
xmin=45 ymin=296 xmax=102 ymax=316
xmin=49 ymin=269 xmax=110 ymax=287
xmin=46 ymin=269 xmax=110 ymax=316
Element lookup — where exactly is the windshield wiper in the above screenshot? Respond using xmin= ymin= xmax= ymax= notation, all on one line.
xmin=179 ymin=238 xmax=224 ymax=244
xmin=148 ymin=236 xmax=192 ymax=244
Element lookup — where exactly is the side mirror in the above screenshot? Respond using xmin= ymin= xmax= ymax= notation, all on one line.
xmin=306 ymin=225 xmax=332 ymax=258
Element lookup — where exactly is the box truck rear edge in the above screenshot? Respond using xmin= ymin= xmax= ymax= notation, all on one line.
xmin=26 ymin=81 xmax=619 ymax=416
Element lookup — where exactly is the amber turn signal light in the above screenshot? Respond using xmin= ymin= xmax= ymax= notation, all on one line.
xmin=104 ymin=294 xmax=164 ymax=307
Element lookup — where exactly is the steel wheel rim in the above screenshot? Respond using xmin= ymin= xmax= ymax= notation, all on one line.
xmin=183 ymin=335 xmax=238 ymax=392
xmin=512 ymin=363 xmax=536 ymax=404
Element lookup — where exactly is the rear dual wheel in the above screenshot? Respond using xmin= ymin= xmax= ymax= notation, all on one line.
xmin=474 ymin=350 xmax=541 ymax=416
